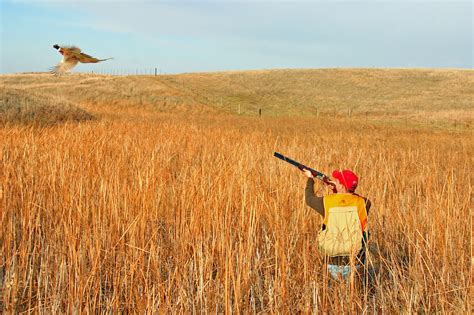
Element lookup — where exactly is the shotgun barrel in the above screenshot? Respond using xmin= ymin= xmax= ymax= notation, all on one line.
xmin=273 ymin=152 xmax=336 ymax=191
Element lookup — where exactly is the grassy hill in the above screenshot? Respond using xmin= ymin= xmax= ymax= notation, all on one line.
xmin=1 ymin=68 xmax=473 ymax=126
xmin=1 ymin=87 xmax=94 ymax=126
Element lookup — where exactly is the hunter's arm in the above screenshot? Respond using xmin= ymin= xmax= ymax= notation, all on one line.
xmin=305 ymin=178 xmax=325 ymax=216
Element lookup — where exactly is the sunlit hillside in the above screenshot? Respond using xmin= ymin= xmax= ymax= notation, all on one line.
xmin=1 ymin=69 xmax=472 ymax=313
xmin=2 ymin=68 xmax=473 ymax=127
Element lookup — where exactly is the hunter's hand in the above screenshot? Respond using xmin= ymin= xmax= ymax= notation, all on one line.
xmin=326 ymin=179 xmax=336 ymax=187
xmin=303 ymin=169 xmax=314 ymax=178
xmin=326 ymin=180 xmax=338 ymax=193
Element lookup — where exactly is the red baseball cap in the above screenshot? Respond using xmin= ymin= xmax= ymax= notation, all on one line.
xmin=332 ymin=170 xmax=358 ymax=192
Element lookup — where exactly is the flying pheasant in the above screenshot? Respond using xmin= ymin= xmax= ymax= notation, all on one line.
xmin=51 ymin=44 xmax=112 ymax=75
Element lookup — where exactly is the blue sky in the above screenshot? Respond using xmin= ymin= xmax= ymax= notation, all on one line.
xmin=1 ymin=0 xmax=472 ymax=74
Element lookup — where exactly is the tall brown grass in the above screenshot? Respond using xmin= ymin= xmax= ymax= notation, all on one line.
xmin=1 ymin=110 xmax=471 ymax=313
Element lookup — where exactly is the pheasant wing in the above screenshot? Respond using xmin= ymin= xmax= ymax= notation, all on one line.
xmin=50 ymin=58 xmax=79 ymax=76
xmin=63 ymin=46 xmax=82 ymax=54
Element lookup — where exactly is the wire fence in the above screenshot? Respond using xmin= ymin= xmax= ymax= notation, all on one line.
xmin=72 ymin=68 xmax=471 ymax=129
xmin=83 ymin=68 xmax=166 ymax=76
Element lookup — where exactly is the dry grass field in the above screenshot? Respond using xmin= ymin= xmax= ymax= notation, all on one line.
xmin=2 ymin=68 xmax=473 ymax=125
xmin=1 ymin=69 xmax=473 ymax=313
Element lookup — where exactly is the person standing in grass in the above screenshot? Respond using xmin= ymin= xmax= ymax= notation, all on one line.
xmin=303 ymin=169 xmax=371 ymax=281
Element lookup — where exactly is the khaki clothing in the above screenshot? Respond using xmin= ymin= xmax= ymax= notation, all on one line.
xmin=305 ymin=178 xmax=372 ymax=265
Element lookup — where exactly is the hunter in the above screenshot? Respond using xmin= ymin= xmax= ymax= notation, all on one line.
xmin=303 ymin=169 xmax=371 ymax=281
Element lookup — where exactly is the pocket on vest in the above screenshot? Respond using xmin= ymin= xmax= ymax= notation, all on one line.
xmin=317 ymin=206 xmax=363 ymax=257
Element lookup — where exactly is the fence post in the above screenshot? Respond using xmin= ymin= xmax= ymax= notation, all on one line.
xmin=238 ymin=103 xmax=241 ymax=115
xmin=348 ymin=108 xmax=352 ymax=118
xmin=316 ymin=108 xmax=319 ymax=117
xmin=155 ymin=68 xmax=157 ymax=76
xmin=259 ymin=108 xmax=262 ymax=117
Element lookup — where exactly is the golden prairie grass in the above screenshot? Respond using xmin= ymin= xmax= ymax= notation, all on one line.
xmin=1 ymin=109 xmax=472 ymax=313
xmin=0 ymin=88 xmax=94 ymax=126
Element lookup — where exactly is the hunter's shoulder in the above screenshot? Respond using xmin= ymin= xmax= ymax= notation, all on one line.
xmin=352 ymin=193 xmax=372 ymax=207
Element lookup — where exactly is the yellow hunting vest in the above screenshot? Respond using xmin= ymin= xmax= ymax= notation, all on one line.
xmin=317 ymin=193 xmax=368 ymax=257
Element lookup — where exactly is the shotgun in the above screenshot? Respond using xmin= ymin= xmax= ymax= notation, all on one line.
xmin=274 ymin=152 xmax=336 ymax=192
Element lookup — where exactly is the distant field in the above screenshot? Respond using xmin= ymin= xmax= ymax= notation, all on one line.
xmin=2 ymin=68 xmax=473 ymax=127
xmin=1 ymin=69 xmax=472 ymax=313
